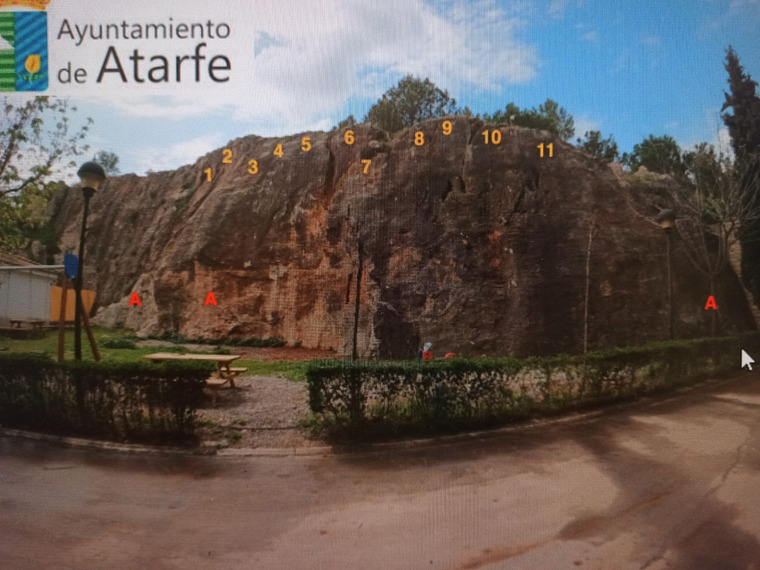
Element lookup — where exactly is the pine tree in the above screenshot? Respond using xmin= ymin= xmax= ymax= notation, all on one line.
xmin=365 ymin=76 xmax=458 ymax=133
xmin=622 ymin=134 xmax=685 ymax=176
xmin=482 ymin=99 xmax=575 ymax=141
xmin=722 ymin=47 xmax=760 ymax=308
xmin=576 ymin=130 xmax=619 ymax=162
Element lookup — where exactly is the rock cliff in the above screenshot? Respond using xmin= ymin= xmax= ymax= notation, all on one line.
xmin=51 ymin=117 xmax=756 ymax=357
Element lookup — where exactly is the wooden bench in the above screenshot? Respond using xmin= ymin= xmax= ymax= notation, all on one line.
xmin=206 ymin=367 xmax=247 ymax=404
xmin=206 ymin=366 xmax=248 ymax=386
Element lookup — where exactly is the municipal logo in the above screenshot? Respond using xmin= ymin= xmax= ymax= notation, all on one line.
xmin=0 ymin=1 xmax=49 ymax=92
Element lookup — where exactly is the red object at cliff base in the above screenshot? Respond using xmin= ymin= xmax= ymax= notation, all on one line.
xmin=128 ymin=292 xmax=142 ymax=307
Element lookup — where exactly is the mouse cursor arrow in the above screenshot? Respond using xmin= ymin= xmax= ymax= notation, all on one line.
xmin=741 ymin=349 xmax=755 ymax=371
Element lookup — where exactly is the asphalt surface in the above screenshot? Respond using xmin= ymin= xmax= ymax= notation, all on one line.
xmin=2 ymin=373 xmax=760 ymax=570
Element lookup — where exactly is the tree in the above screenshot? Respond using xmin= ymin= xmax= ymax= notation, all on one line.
xmin=0 ymin=180 xmax=61 ymax=253
xmin=1 ymin=97 xmax=91 ymax=197
xmin=0 ymin=96 xmax=91 ymax=253
xmin=625 ymin=141 xmax=760 ymax=335
xmin=336 ymin=114 xmax=356 ymax=130
xmin=722 ymin=47 xmax=760 ymax=168
xmin=671 ymin=144 xmax=760 ymax=333
xmin=365 ymin=75 xmax=458 ymax=132
xmin=482 ymin=98 xmax=575 ymax=141
xmin=576 ymin=130 xmax=619 ymax=162
xmin=622 ymin=134 xmax=685 ymax=177
xmin=721 ymin=46 xmax=760 ymax=309
xmin=537 ymin=99 xmax=575 ymax=141
xmin=93 ymin=150 xmax=120 ymax=175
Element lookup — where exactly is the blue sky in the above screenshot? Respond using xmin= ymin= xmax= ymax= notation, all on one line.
xmin=23 ymin=0 xmax=760 ymax=177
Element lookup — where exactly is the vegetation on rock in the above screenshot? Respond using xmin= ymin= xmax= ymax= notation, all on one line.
xmin=364 ymin=75 xmax=459 ymax=132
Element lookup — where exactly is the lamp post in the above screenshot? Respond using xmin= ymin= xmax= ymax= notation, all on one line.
xmin=74 ymin=161 xmax=106 ymax=360
xmin=656 ymin=209 xmax=676 ymax=340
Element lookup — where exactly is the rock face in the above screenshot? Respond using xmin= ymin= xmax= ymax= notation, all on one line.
xmin=51 ymin=118 xmax=756 ymax=357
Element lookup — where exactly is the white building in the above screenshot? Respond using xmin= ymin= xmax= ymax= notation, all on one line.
xmin=0 ymin=252 xmax=59 ymax=325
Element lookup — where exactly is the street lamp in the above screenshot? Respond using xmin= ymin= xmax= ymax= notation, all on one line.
xmin=656 ymin=209 xmax=676 ymax=340
xmin=74 ymin=161 xmax=106 ymax=360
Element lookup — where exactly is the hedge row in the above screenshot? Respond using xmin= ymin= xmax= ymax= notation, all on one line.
xmin=307 ymin=333 xmax=760 ymax=439
xmin=151 ymin=331 xmax=286 ymax=348
xmin=0 ymin=354 xmax=215 ymax=444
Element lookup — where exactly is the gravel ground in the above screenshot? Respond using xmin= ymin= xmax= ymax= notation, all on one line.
xmin=134 ymin=341 xmax=333 ymax=449
xmin=196 ymin=375 xmax=323 ymax=450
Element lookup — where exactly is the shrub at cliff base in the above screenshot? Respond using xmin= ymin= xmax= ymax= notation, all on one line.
xmin=307 ymin=333 xmax=760 ymax=440
xmin=0 ymin=354 xmax=214 ymax=444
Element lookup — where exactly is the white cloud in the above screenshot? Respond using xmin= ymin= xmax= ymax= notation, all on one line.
xmin=676 ymin=107 xmax=735 ymax=162
xmin=134 ymin=134 xmax=226 ymax=174
xmin=582 ymin=31 xmax=598 ymax=42
xmin=41 ymin=0 xmax=543 ymax=174
xmin=713 ymin=127 xmax=734 ymax=159
xmin=81 ymin=94 xmax=219 ymax=121
xmin=640 ymin=35 xmax=661 ymax=47
xmin=610 ymin=50 xmax=629 ymax=75
xmin=236 ymin=0 xmax=538 ymax=126
xmin=548 ymin=0 xmax=570 ymax=19
xmin=548 ymin=0 xmax=586 ymax=19
xmin=574 ymin=116 xmax=601 ymax=138
xmin=729 ymin=0 xmax=760 ymax=14
xmin=72 ymin=0 xmax=538 ymax=134
xmin=574 ymin=22 xmax=598 ymax=42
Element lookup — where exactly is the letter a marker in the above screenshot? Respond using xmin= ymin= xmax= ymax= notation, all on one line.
xmin=129 ymin=292 xmax=142 ymax=306
xmin=205 ymin=292 xmax=217 ymax=306
xmin=704 ymin=296 xmax=718 ymax=310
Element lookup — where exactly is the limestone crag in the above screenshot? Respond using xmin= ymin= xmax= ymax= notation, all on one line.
xmin=51 ymin=118 xmax=755 ymax=357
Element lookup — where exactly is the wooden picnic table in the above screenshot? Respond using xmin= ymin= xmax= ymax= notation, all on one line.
xmin=143 ymin=353 xmax=245 ymax=388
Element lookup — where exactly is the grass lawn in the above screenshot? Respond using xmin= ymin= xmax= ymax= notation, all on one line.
xmin=0 ymin=327 xmax=311 ymax=382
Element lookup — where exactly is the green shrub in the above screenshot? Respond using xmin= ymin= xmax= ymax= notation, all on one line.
xmin=307 ymin=333 xmax=760 ymax=440
xmin=224 ymin=337 xmax=286 ymax=348
xmin=148 ymin=332 xmax=286 ymax=348
xmin=159 ymin=345 xmax=190 ymax=354
xmin=101 ymin=337 xmax=137 ymax=349
xmin=0 ymin=354 xmax=215 ymax=444
xmin=155 ymin=331 xmax=191 ymax=344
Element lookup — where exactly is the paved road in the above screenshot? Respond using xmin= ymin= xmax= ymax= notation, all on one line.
xmin=2 ymin=373 xmax=760 ymax=570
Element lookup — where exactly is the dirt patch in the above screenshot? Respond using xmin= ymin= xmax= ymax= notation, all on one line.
xmin=196 ymin=375 xmax=323 ymax=450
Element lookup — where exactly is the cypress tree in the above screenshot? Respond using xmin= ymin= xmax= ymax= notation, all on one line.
xmin=722 ymin=47 xmax=760 ymax=308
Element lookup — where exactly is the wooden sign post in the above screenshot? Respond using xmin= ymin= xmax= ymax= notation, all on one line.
xmin=57 ymin=269 xmax=100 ymax=362
xmin=80 ymin=294 xmax=100 ymax=361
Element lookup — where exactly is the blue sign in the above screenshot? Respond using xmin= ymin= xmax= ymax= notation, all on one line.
xmin=64 ymin=253 xmax=78 ymax=279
